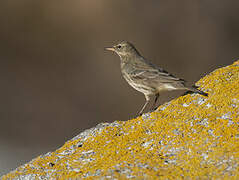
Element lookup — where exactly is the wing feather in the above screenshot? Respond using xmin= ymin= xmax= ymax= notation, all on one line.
xmin=130 ymin=68 xmax=185 ymax=83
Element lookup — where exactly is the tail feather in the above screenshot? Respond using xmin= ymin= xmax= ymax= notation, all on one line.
xmin=185 ymin=85 xmax=208 ymax=97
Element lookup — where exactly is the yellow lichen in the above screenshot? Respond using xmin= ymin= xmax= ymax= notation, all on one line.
xmin=2 ymin=61 xmax=239 ymax=179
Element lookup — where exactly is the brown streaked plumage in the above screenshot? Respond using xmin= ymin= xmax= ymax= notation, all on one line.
xmin=105 ymin=41 xmax=208 ymax=115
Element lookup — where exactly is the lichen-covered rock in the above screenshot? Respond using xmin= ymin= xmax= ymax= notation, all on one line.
xmin=2 ymin=61 xmax=239 ymax=180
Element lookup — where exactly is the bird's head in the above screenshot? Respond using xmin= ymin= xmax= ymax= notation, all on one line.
xmin=105 ymin=41 xmax=140 ymax=58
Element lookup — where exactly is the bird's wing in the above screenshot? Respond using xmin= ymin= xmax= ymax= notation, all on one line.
xmin=130 ymin=67 xmax=185 ymax=84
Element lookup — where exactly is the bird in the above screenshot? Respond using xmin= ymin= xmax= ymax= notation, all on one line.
xmin=105 ymin=41 xmax=208 ymax=115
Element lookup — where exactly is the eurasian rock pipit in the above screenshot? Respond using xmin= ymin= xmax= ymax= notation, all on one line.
xmin=105 ymin=41 xmax=208 ymax=115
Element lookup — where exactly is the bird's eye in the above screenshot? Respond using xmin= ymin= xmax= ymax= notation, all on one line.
xmin=117 ymin=45 xmax=122 ymax=49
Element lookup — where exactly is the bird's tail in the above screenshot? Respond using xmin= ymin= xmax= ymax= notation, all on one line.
xmin=184 ymin=85 xmax=208 ymax=97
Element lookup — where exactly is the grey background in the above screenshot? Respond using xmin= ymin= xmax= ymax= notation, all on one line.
xmin=0 ymin=0 xmax=238 ymax=175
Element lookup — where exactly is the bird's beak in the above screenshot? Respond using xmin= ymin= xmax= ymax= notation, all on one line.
xmin=104 ymin=47 xmax=115 ymax=52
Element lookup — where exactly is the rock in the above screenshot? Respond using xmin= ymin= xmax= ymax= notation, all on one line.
xmin=2 ymin=61 xmax=239 ymax=179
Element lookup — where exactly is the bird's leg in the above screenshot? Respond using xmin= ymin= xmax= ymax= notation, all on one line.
xmin=150 ymin=93 xmax=159 ymax=111
xmin=138 ymin=95 xmax=150 ymax=116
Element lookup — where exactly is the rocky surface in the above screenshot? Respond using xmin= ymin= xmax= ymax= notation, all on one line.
xmin=2 ymin=61 xmax=239 ymax=179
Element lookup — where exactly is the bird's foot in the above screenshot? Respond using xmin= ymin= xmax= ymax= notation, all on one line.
xmin=136 ymin=112 xmax=143 ymax=117
xmin=149 ymin=106 xmax=159 ymax=113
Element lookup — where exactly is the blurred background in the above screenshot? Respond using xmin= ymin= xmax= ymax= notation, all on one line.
xmin=0 ymin=0 xmax=239 ymax=175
